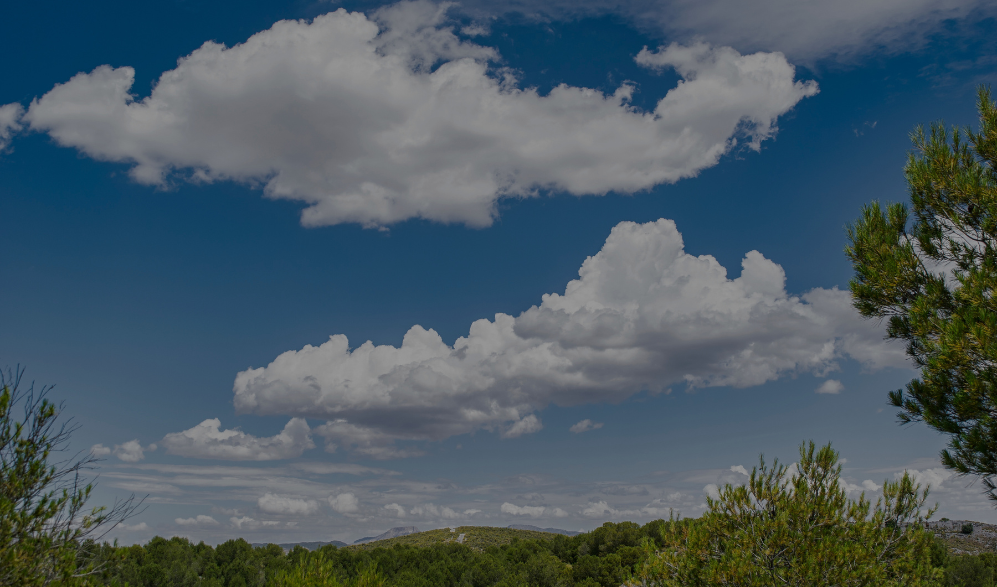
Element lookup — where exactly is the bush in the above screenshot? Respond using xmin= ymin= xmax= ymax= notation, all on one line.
xmin=0 ymin=367 xmax=140 ymax=586
xmin=631 ymin=441 xmax=941 ymax=587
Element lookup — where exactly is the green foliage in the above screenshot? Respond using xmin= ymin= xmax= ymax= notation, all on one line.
xmin=630 ymin=441 xmax=940 ymax=587
xmin=846 ymin=86 xmax=997 ymax=499
xmin=0 ymin=368 xmax=140 ymax=586
xmin=87 ymin=520 xmax=678 ymax=587
xmin=965 ymin=524 xmax=977 ymax=535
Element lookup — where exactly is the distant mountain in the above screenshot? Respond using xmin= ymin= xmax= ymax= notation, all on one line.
xmin=252 ymin=540 xmax=349 ymax=551
xmin=507 ymin=524 xmax=580 ymax=536
xmin=353 ymin=526 xmax=420 ymax=545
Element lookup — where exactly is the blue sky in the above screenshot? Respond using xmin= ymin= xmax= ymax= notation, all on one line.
xmin=2 ymin=0 xmax=996 ymax=544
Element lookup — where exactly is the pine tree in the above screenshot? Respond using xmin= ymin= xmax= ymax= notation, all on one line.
xmin=846 ymin=86 xmax=997 ymax=499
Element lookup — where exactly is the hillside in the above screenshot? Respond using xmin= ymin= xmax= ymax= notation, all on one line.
xmin=928 ymin=520 xmax=997 ymax=555
xmin=253 ymin=539 xmax=349 ymax=551
xmin=347 ymin=525 xmax=561 ymax=552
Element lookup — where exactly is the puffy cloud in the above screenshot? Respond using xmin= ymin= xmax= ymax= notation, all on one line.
xmin=409 ymin=503 xmax=462 ymax=519
xmin=502 ymin=414 xmax=542 ymax=438
xmin=161 ymin=418 xmax=314 ymax=460
xmin=90 ymin=444 xmax=112 ymax=457
xmin=384 ymin=503 xmax=406 ymax=517
xmin=730 ymin=465 xmax=749 ymax=476
xmin=501 ymin=502 xmax=549 ymax=518
xmin=839 ymin=479 xmax=883 ymax=496
xmin=118 ymin=522 xmax=149 ymax=532
xmin=703 ymin=484 xmax=720 ymax=500
xmin=176 ymin=515 xmax=219 ymax=526
xmin=113 ymin=439 xmax=152 ymax=463
xmin=17 ymin=3 xmax=815 ymax=229
xmin=233 ymin=219 xmax=906 ymax=456
xmin=230 ymin=516 xmax=257 ymax=529
xmin=0 ymin=103 xmax=23 ymax=151
xmin=863 ymin=479 xmax=883 ymax=492
xmin=582 ymin=500 xmax=638 ymax=518
xmin=570 ymin=419 xmax=603 ymax=434
xmin=328 ymin=492 xmax=360 ymax=514
xmin=904 ymin=467 xmax=953 ymax=490
xmin=258 ymin=493 xmax=320 ymax=516
xmin=816 ymin=379 xmax=844 ymax=395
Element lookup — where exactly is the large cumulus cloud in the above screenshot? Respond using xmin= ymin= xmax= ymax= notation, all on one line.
xmin=8 ymin=1 xmax=816 ymax=228
xmin=233 ymin=219 xmax=907 ymax=457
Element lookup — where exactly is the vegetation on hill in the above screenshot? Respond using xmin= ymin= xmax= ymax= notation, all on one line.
xmin=84 ymin=520 xmax=670 ymax=587
xmin=347 ymin=526 xmax=559 ymax=552
xmin=77 ymin=516 xmax=997 ymax=587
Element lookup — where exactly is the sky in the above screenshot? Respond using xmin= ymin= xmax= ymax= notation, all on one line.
xmin=1 ymin=0 xmax=996 ymax=545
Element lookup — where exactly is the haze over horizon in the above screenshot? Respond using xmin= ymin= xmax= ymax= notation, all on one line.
xmin=2 ymin=0 xmax=996 ymax=545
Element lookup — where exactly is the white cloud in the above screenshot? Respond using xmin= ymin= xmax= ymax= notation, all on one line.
xmin=458 ymin=0 xmax=991 ymax=62
xmin=863 ymin=479 xmax=882 ymax=492
xmin=652 ymin=0 xmax=990 ymax=62
xmin=0 ymin=103 xmax=23 ymax=151
xmin=730 ymin=465 xmax=749 ymax=476
xmin=113 ymin=439 xmax=151 ymax=463
xmin=582 ymin=500 xmax=638 ymax=518
xmin=816 ymin=379 xmax=844 ymax=395
xmin=703 ymin=484 xmax=720 ymax=500
xmin=230 ymin=516 xmax=257 ymax=529
xmin=407 ymin=503 xmax=461 ymax=518
xmin=161 ymin=418 xmax=314 ymax=460
xmin=328 ymin=492 xmax=360 ymax=514
xmin=17 ymin=3 xmax=815 ymax=229
xmin=175 ymin=515 xmax=219 ymax=526
xmin=570 ymin=419 xmax=603 ymax=434
xmin=839 ymin=478 xmax=883 ymax=496
xmin=291 ymin=462 xmax=400 ymax=476
xmin=384 ymin=503 xmax=406 ymax=517
xmin=118 ymin=522 xmax=149 ymax=532
xmin=502 ymin=414 xmax=542 ymax=438
xmin=904 ymin=467 xmax=953 ymax=490
xmin=90 ymin=444 xmax=112 ymax=457
xmin=258 ymin=493 xmax=320 ymax=516
xmin=501 ymin=502 xmax=547 ymax=517
xmin=233 ymin=219 xmax=906 ymax=456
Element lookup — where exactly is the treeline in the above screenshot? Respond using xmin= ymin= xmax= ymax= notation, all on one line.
xmin=80 ymin=520 xmax=997 ymax=587
xmin=85 ymin=520 xmax=666 ymax=587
